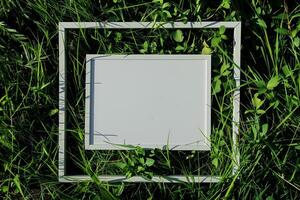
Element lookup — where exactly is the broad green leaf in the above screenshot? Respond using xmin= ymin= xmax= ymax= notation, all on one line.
xmin=125 ymin=171 xmax=132 ymax=178
xmin=219 ymin=140 xmax=226 ymax=146
xmin=212 ymin=78 xmax=222 ymax=95
xmin=115 ymin=162 xmax=127 ymax=169
xmin=255 ymin=80 xmax=266 ymax=88
xmin=256 ymin=80 xmax=267 ymax=94
xmin=295 ymin=145 xmax=300 ymax=150
xmin=139 ymin=157 xmax=145 ymax=164
xmin=260 ymin=123 xmax=268 ymax=137
xmin=150 ymin=41 xmax=157 ymax=51
xmin=256 ymin=109 xmax=266 ymax=114
xmin=201 ymin=46 xmax=212 ymax=54
xmin=221 ymin=0 xmax=230 ymax=9
xmin=201 ymin=41 xmax=212 ymax=55
xmin=172 ymin=29 xmax=184 ymax=43
xmin=282 ymin=65 xmax=293 ymax=77
xmin=220 ymin=63 xmax=230 ymax=75
xmin=139 ymin=41 xmax=148 ymax=53
xmin=272 ymin=13 xmax=288 ymax=20
xmin=48 ymin=108 xmax=58 ymax=116
xmin=257 ymin=19 xmax=267 ymax=29
xmin=289 ymin=95 xmax=299 ymax=106
xmin=211 ymin=36 xmax=221 ymax=47
xmin=143 ymin=41 xmax=148 ymax=49
xmin=219 ymin=25 xmax=226 ymax=35
xmin=163 ymin=10 xmax=172 ymax=18
xmin=222 ymin=70 xmax=230 ymax=76
xmin=267 ymin=76 xmax=280 ymax=90
xmin=291 ymin=29 xmax=298 ymax=38
xmin=256 ymin=7 xmax=261 ymax=15
xmin=175 ymin=45 xmax=184 ymax=51
xmin=252 ymin=93 xmax=264 ymax=109
xmin=145 ymin=158 xmax=155 ymax=167
xmin=162 ymin=2 xmax=170 ymax=9
xmin=270 ymin=99 xmax=279 ymax=108
xmin=173 ymin=6 xmax=178 ymax=16
xmin=221 ymin=34 xmax=228 ymax=40
xmin=114 ymin=32 xmax=122 ymax=42
xmin=212 ymin=158 xmax=218 ymax=168
xmin=251 ymin=124 xmax=258 ymax=140
xmin=1 ymin=185 xmax=8 ymax=193
xmin=139 ymin=49 xmax=147 ymax=54
xmin=136 ymin=146 xmax=145 ymax=155
xmin=13 ymin=175 xmax=24 ymax=198
xmin=152 ymin=0 xmax=163 ymax=5
xmin=275 ymin=28 xmax=289 ymax=35
xmin=144 ymin=171 xmax=154 ymax=179
xmin=137 ymin=166 xmax=145 ymax=172
xmin=128 ymin=159 xmax=135 ymax=167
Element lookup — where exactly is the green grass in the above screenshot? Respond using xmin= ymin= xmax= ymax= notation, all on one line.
xmin=0 ymin=0 xmax=300 ymax=199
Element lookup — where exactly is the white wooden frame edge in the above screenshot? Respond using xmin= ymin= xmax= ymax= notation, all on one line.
xmin=58 ymin=21 xmax=241 ymax=183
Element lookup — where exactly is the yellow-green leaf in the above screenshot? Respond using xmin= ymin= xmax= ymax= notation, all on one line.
xmin=172 ymin=29 xmax=184 ymax=43
xmin=145 ymin=158 xmax=155 ymax=167
xmin=257 ymin=19 xmax=267 ymax=29
xmin=252 ymin=93 xmax=264 ymax=109
xmin=267 ymin=76 xmax=280 ymax=90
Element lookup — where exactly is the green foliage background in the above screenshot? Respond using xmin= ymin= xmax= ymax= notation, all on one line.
xmin=0 ymin=0 xmax=300 ymax=199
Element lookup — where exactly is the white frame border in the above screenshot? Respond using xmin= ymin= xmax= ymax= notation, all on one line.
xmin=58 ymin=21 xmax=241 ymax=183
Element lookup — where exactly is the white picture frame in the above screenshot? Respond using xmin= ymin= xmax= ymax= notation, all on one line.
xmin=58 ymin=22 xmax=241 ymax=183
